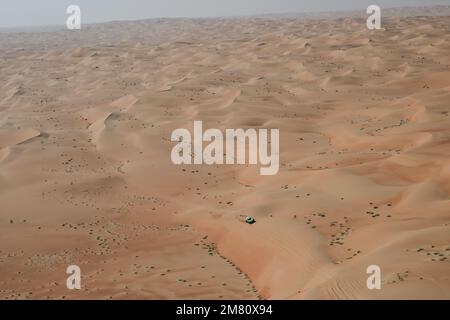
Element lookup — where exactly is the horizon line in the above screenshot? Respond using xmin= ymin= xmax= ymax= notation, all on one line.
xmin=0 ymin=4 xmax=449 ymax=30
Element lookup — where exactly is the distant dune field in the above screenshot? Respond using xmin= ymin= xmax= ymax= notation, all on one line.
xmin=0 ymin=7 xmax=450 ymax=300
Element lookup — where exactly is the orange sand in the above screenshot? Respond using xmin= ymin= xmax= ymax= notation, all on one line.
xmin=1 ymin=8 xmax=450 ymax=300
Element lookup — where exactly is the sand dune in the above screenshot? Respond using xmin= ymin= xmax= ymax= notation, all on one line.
xmin=0 ymin=8 xmax=450 ymax=300
xmin=0 ymin=127 xmax=41 ymax=148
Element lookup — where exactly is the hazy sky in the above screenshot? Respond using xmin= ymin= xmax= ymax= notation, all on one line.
xmin=1 ymin=0 xmax=450 ymax=28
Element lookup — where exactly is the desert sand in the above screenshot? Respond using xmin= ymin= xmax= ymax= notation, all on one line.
xmin=1 ymin=6 xmax=450 ymax=300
